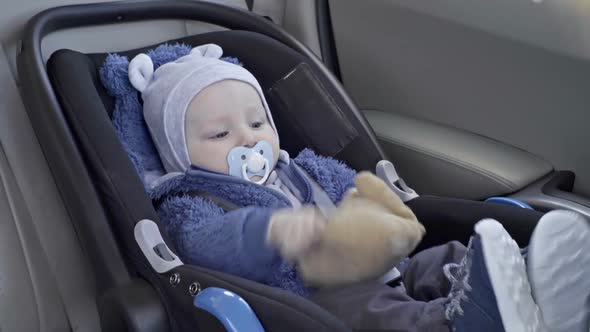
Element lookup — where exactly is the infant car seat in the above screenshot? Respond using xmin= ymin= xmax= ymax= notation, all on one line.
xmin=16 ymin=1 xmax=538 ymax=331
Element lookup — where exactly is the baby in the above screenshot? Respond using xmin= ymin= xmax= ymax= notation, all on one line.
xmin=127 ymin=44 xmax=590 ymax=332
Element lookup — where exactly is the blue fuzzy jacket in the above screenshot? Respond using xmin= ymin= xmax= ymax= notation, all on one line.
xmin=151 ymin=150 xmax=355 ymax=297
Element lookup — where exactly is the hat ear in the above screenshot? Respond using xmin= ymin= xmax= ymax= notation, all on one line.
xmin=189 ymin=44 xmax=223 ymax=59
xmin=128 ymin=53 xmax=154 ymax=92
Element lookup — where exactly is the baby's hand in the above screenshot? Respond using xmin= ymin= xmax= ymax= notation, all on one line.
xmin=266 ymin=206 xmax=328 ymax=261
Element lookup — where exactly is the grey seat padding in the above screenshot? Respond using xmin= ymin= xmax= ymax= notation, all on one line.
xmin=364 ymin=110 xmax=553 ymax=199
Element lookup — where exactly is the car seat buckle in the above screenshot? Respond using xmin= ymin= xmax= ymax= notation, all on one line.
xmin=134 ymin=219 xmax=183 ymax=273
xmin=376 ymin=160 xmax=419 ymax=202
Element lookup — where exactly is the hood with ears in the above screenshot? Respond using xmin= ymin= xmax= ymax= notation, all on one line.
xmin=128 ymin=43 xmax=277 ymax=174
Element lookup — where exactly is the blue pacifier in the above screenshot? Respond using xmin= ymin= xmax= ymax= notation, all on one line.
xmin=227 ymin=141 xmax=274 ymax=184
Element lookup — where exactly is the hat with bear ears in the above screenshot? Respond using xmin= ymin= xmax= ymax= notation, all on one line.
xmin=128 ymin=43 xmax=277 ymax=174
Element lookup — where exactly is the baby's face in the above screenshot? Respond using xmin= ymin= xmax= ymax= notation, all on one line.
xmin=185 ymin=79 xmax=280 ymax=175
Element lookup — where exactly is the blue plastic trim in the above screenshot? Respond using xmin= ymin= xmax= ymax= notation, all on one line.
xmin=485 ymin=197 xmax=534 ymax=210
xmin=193 ymin=287 xmax=265 ymax=332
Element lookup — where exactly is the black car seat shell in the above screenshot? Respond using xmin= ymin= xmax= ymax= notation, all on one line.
xmin=18 ymin=1 xmax=384 ymax=331
xmin=48 ymin=30 xmax=370 ymax=332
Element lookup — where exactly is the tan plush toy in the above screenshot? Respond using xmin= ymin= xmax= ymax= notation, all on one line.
xmin=296 ymin=171 xmax=426 ymax=287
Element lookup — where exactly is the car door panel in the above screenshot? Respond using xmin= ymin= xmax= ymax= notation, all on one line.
xmin=329 ymin=0 xmax=590 ymax=198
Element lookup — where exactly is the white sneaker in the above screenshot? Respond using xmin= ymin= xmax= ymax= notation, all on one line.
xmin=475 ymin=219 xmax=546 ymax=332
xmin=528 ymin=210 xmax=590 ymax=332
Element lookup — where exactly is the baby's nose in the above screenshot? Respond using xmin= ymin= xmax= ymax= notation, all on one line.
xmin=242 ymin=134 xmax=257 ymax=148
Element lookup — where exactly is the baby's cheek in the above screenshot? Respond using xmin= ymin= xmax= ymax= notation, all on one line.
xmin=270 ymin=138 xmax=280 ymax=162
xmin=192 ymin=143 xmax=232 ymax=174
xmin=209 ymin=145 xmax=232 ymax=173
xmin=272 ymin=144 xmax=280 ymax=167
xmin=261 ymin=127 xmax=281 ymax=163
xmin=186 ymin=141 xmax=201 ymax=166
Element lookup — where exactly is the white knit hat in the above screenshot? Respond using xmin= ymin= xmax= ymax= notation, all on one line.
xmin=128 ymin=44 xmax=276 ymax=174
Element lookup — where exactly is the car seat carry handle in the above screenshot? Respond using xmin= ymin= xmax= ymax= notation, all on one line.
xmin=376 ymin=160 xmax=419 ymax=202
xmin=20 ymin=0 xmax=387 ymax=171
xmin=193 ymin=287 xmax=265 ymax=332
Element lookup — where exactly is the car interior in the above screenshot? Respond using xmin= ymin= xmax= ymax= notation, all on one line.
xmin=1 ymin=0 xmax=589 ymax=331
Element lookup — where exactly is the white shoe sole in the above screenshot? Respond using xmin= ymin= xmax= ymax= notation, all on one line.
xmin=528 ymin=210 xmax=590 ymax=332
xmin=475 ymin=219 xmax=546 ymax=332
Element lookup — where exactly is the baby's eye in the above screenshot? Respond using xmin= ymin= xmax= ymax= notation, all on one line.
xmin=251 ymin=121 xmax=264 ymax=129
xmin=210 ymin=131 xmax=229 ymax=140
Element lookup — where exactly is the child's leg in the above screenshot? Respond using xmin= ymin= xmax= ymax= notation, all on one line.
xmin=527 ymin=210 xmax=590 ymax=332
xmin=311 ymin=282 xmax=450 ymax=332
xmin=310 ymin=241 xmax=467 ymax=331
xmin=401 ymin=241 xmax=467 ymax=301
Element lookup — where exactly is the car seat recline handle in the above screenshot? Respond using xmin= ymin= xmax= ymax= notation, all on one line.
xmin=376 ymin=160 xmax=419 ymax=202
